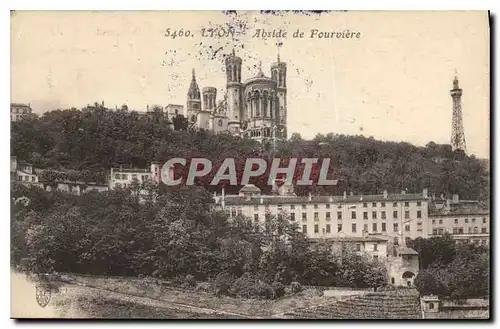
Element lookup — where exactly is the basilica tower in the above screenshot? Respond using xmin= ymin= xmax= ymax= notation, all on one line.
xmin=225 ymin=50 xmax=243 ymax=134
xmin=271 ymin=54 xmax=287 ymax=138
xmin=186 ymin=69 xmax=202 ymax=125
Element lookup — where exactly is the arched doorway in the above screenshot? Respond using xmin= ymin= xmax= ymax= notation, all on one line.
xmin=402 ymin=271 xmax=416 ymax=287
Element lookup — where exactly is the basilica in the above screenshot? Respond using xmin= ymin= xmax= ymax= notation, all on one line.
xmin=186 ymin=50 xmax=288 ymax=141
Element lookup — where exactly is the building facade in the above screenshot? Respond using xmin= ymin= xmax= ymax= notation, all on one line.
xmin=108 ymin=163 xmax=173 ymax=189
xmin=428 ymin=195 xmax=489 ymax=246
xmin=186 ymin=51 xmax=287 ymax=142
xmin=216 ymin=184 xmax=426 ymax=286
xmin=165 ymin=104 xmax=184 ymax=117
xmin=218 ymin=186 xmax=430 ymax=248
xmin=11 ymin=103 xmax=33 ymax=122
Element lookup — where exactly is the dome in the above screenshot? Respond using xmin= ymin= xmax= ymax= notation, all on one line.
xmin=244 ymin=72 xmax=276 ymax=86
xmin=244 ymin=61 xmax=276 ymax=85
xmin=239 ymin=184 xmax=261 ymax=194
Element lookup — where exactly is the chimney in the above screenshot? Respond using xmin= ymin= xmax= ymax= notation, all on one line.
xmin=401 ymin=190 xmax=406 ymax=195
xmin=440 ymin=193 xmax=445 ymax=200
xmin=260 ymin=196 xmax=263 ymax=204
xmin=446 ymin=198 xmax=450 ymax=210
xmin=343 ymin=191 xmax=347 ymax=200
xmin=383 ymin=190 xmax=388 ymax=199
xmin=423 ymin=188 xmax=428 ymax=199
xmin=452 ymin=194 xmax=459 ymax=203
xmin=360 ymin=194 xmax=363 ymax=201
xmin=329 ymin=196 xmax=333 ymax=202
xmin=308 ymin=192 xmax=312 ymax=201
xmin=350 ymin=192 xmax=354 ymax=196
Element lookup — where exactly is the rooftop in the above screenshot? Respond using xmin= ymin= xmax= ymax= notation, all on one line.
xmin=239 ymin=184 xmax=261 ymax=193
xmin=315 ymin=236 xmax=389 ymax=243
xmin=429 ymin=199 xmax=489 ymax=216
xmin=11 ymin=103 xmax=31 ymax=108
xmin=111 ymin=168 xmax=151 ymax=174
xmin=398 ymin=247 xmax=419 ymax=255
xmin=222 ymin=192 xmax=426 ymax=206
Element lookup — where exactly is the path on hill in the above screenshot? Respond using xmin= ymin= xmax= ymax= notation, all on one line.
xmin=12 ymin=270 xmax=258 ymax=319
xmin=60 ymin=281 xmax=259 ymax=318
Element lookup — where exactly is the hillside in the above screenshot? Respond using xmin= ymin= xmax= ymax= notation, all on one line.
xmin=11 ymin=107 xmax=489 ymax=199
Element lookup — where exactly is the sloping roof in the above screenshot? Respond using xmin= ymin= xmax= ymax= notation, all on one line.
xmin=398 ymin=247 xmax=419 ymax=255
xmin=317 ymin=236 xmax=389 ymax=243
xmin=11 ymin=103 xmax=31 ymax=108
xmin=223 ymin=192 xmax=425 ymax=206
xmin=111 ymin=168 xmax=151 ymax=174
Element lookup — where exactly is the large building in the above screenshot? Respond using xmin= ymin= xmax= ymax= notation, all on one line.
xmin=108 ymin=163 xmax=173 ymax=190
xmin=11 ymin=103 xmax=33 ymax=122
xmin=217 ymin=185 xmax=430 ymax=249
xmin=428 ymin=195 xmax=489 ymax=246
xmin=215 ymin=184 xmax=424 ymax=287
xmin=186 ymin=50 xmax=287 ymax=142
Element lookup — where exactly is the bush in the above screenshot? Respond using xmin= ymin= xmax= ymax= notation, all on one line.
xmin=195 ymin=282 xmax=212 ymax=293
xmin=414 ymin=270 xmax=449 ymax=297
xmin=230 ymin=273 xmax=257 ymax=298
xmin=256 ymin=280 xmax=275 ymax=299
xmin=272 ymin=281 xmax=285 ymax=298
xmin=183 ymin=274 xmax=196 ymax=288
xmin=290 ymin=281 xmax=303 ymax=294
xmin=215 ymin=272 xmax=234 ymax=295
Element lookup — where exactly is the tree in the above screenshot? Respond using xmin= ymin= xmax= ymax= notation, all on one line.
xmin=407 ymin=234 xmax=456 ymax=269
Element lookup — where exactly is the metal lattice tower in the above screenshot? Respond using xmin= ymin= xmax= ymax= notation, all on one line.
xmin=450 ymin=73 xmax=466 ymax=152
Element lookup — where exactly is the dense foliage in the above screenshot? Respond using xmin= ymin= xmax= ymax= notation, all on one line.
xmin=410 ymin=235 xmax=489 ymax=300
xmin=11 ymin=106 xmax=489 ymax=199
xmin=11 ymin=182 xmax=387 ymax=298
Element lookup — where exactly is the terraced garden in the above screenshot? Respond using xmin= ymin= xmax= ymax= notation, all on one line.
xmin=282 ymin=290 xmax=422 ymax=319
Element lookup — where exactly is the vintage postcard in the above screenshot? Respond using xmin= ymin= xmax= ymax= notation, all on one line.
xmin=10 ymin=11 xmax=490 ymax=319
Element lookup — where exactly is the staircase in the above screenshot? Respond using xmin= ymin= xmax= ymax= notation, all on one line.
xmin=283 ymin=289 xmax=422 ymax=319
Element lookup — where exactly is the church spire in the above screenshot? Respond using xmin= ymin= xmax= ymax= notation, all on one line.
xmin=187 ymin=68 xmax=200 ymax=100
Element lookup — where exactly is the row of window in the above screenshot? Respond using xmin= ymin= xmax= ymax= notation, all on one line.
xmin=256 ymin=201 xmax=422 ymax=212
xmin=361 ymin=201 xmax=422 ymax=208
xmin=18 ymin=175 xmax=36 ymax=182
xmin=297 ymin=222 xmax=416 ymax=234
xmin=351 ymin=210 xmax=422 ymax=220
xmin=11 ymin=108 xmax=30 ymax=114
xmin=432 ymin=218 xmax=488 ymax=225
xmin=254 ymin=208 xmax=422 ymax=221
xmin=351 ymin=243 xmax=380 ymax=252
xmin=253 ymin=210 xmax=422 ymax=221
xmin=11 ymin=114 xmax=25 ymax=121
xmin=434 ymin=227 xmax=488 ymax=235
xmin=113 ymin=173 xmax=150 ymax=181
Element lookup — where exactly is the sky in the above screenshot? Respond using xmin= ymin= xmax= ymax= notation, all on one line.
xmin=10 ymin=11 xmax=490 ymax=158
